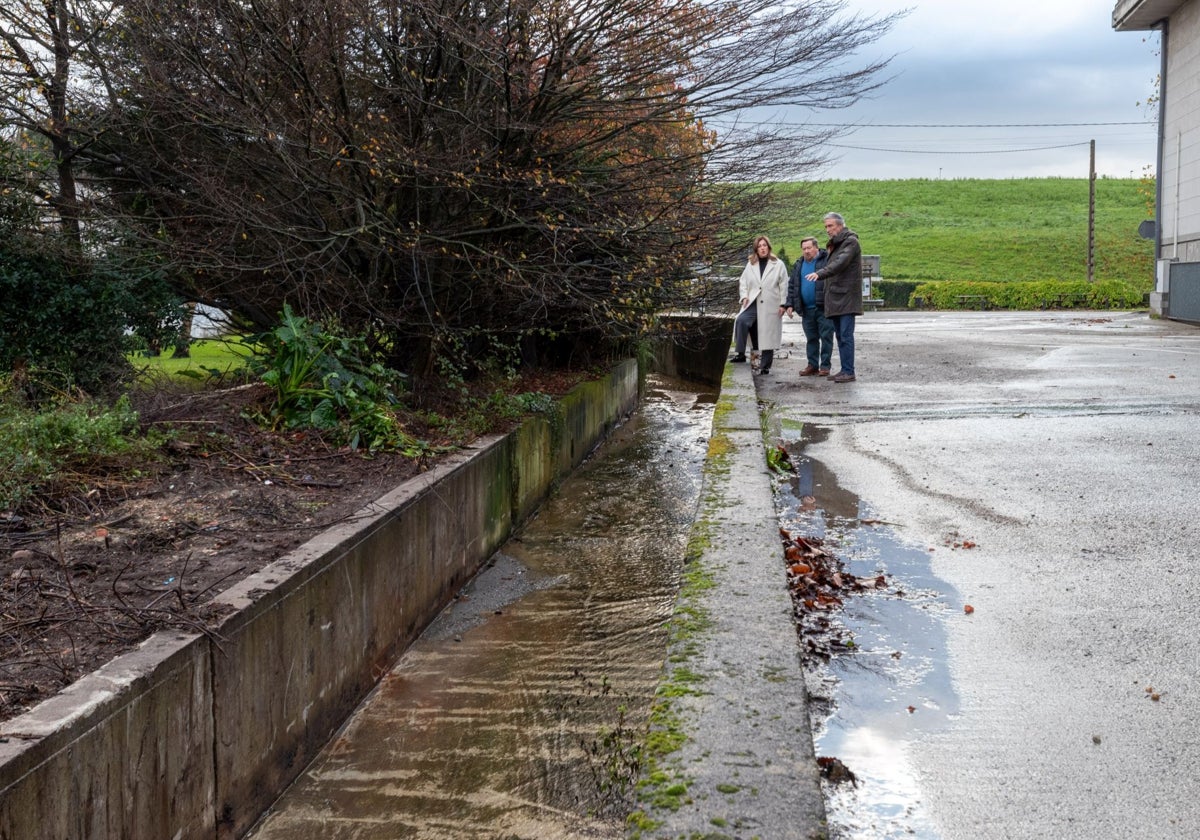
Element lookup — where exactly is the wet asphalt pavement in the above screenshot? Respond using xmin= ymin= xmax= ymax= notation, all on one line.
xmin=758 ymin=310 xmax=1200 ymax=839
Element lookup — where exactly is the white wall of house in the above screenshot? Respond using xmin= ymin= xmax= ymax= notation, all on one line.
xmin=192 ymin=304 xmax=229 ymax=338
xmin=1115 ymin=0 xmax=1200 ymax=319
xmin=1160 ymin=2 xmax=1200 ymax=263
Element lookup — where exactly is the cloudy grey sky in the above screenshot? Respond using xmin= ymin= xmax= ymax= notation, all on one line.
xmin=781 ymin=0 xmax=1160 ymax=180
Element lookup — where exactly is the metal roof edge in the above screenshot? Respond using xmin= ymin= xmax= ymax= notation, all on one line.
xmin=1113 ymin=0 xmax=1185 ymax=31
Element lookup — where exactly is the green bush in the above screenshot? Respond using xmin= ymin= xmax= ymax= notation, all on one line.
xmin=0 ymin=250 xmax=134 ymax=400
xmin=908 ymin=280 xmax=1145 ymax=310
xmin=250 ymin=304 xmax=428 ymax=453
xmin=0 ymin=246 xmax=188 ymax=401
xmin=873 ymin=279 xmax=920 ymax=309
xmin=117 ymin=265 xmax=188 ymax=357
xmin=0 ymin=386 xmax=162 ymax=511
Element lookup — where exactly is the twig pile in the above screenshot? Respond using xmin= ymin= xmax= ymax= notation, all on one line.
xmin=0 ymin=532 xmax=230 ymax=720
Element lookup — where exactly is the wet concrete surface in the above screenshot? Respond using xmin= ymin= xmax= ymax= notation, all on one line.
xmin=638 ymin=357 xmax=827 ymax=839
xmin=760 ymin=310 xmax=1200 ymax=839
xmin=775 ymin=437 xmax=958 ymax=839
xmin=244 ymin=376 xmax=715 ymax=839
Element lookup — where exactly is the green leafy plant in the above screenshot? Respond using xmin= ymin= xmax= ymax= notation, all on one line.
xmin=251 ymin=305 xmax=424 ymax=452
xmin=766 ymin=444 xmax=794 ymax=473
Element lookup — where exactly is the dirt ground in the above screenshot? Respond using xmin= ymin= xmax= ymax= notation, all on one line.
xmin=0 ymin=373 xmax=582 ymax=724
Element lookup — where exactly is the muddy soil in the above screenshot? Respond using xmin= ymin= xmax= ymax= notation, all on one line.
xmin=0 ymin=374 xmax=580 ymax=724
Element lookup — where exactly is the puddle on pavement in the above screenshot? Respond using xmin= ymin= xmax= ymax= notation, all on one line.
xmin=246 ymin=374 xmax=716 ymax=840
xmin=778 ymin=428 xmax=960 ymax=840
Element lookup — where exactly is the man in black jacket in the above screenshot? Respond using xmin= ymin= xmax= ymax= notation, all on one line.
xmin=806 ymin=213 xmax=863 ymax=383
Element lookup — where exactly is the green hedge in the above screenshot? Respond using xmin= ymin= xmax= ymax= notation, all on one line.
xmin=0 ymin=251 xmax=133 ymax=399
xmin=906 ymin=280 xmax=1146 ymax=310
xmin=872 ymin=280 xmax=921 ymax=309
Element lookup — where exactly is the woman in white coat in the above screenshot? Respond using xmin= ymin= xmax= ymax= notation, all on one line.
xmin=731 ymin=235 xmax=789 ymax=374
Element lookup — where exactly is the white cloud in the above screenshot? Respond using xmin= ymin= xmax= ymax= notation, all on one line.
xmin=859 ymin=0 xmax=1100 ymax=50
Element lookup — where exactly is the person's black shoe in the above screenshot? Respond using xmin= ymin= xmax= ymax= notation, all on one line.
xmin=729 ymin=355 xmax=747 ymax=363
xmin=760 ymin=368 xmax=771 ymax=375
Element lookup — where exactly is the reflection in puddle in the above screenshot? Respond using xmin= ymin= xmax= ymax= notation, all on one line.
xmin=778 ymin=434 xmax=959 ymax=840
xmin=246 ymin=376 xmax=715 ymax=840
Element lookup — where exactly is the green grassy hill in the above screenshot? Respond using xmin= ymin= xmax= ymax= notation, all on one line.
xmin=768 ymin=178 xmax=1155 ymax=290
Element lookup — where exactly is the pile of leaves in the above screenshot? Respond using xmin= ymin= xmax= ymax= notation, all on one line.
xmin=779 ymin=527 xmax=886 ymax=659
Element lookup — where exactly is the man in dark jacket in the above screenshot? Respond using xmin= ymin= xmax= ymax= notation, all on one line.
xmin=785 ymin=236 xmax=833 ymax=376
xmin=806 ymin=212 xmax=863 ymax=383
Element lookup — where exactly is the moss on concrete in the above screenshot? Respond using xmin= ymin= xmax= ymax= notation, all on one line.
xmin=629 ymin=380 xmax=744 ymax=836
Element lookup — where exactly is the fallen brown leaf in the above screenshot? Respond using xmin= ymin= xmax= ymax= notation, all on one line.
xmin=817 ymin=756 xmax=858 ymax=786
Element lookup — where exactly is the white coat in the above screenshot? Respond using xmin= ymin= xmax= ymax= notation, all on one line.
xmin=738 ymin=256 xmax=789 ymax=351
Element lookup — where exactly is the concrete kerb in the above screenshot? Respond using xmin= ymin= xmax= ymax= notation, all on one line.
xmin=637 ymin=360 xmax=826 ymax=839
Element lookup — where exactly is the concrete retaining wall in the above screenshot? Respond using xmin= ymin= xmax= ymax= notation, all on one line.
xmin=653 ymin=314 xmax=734 ymax=385
xmin=0 ymin=359 xmax=637 ymax=840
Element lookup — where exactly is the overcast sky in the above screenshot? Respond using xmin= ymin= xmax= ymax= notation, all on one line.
xmin=775 ymin=0 xmax=1161 ymax=180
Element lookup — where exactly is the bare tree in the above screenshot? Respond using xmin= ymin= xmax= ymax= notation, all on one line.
xmin=101 ymin=0 xmax=894 ymax=375
xmin=0 ymin=0 xmax=121 ymax=248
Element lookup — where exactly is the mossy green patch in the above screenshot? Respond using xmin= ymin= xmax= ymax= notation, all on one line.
xmin=720 ymin=364 xmax=738 ymax=389
xmin=713 ymin=393 xmax=736 ymax=425
xmin=632 ymin=366 xmax=766 ymax=834
xmin=684 ymin=519 xmax=716 ymax=565
xmin=656 ymin=667 xmax=705 ymax=696
xmin=626 ymin=809 xmax=661 ymax=833
xmin=634 ymin=509 xmax=717 ymax=823
xmin=706 ymin=431 xmax=734 ymax=459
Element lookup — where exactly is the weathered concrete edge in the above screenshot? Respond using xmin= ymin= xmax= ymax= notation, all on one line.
xmin=636 ymin=359 xmax=828 ymax=839
xmin=653 ymin=314 xmax=738 ymax=385
xmin=0 ymin=359 xmax=638 ymax=840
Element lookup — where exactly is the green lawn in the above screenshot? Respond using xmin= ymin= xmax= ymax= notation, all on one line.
xmin=129 ymin=337 xmax=255 ymax=380
xmin=768 ymin=178 xmax=1155 ymax=290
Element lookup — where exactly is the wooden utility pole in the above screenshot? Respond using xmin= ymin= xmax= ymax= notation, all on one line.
xmin=1088 ymin=139 xmax=1096 ymax=283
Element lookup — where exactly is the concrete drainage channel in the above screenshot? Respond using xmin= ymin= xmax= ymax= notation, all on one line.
xmin=0 ymin=315 xmax=738 ymax=840
xmin=245 ymin=375 xmax=720 ymax=838
xmin=774 ymin=422 xmax=961 ymax=840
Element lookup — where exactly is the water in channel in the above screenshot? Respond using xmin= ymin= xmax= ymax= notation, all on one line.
xmin=246 ymin=374 xmax=716 ymax=840
xmin=778 ymin=432 xmax=960 ymax=840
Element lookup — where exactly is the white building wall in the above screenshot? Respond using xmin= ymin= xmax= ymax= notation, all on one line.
xmin=192 ymin=304 xmax=230 ymax=338
xmin=1161 ymin=0 xmax=1200 ymax=261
